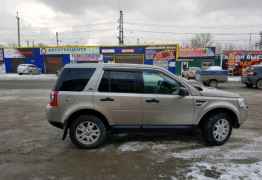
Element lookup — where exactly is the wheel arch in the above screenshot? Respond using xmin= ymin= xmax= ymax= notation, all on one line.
xmin=62 ymin=109 xmax=110 ymax=140
xmin=198 ymin=107 xmax=240 ymax=129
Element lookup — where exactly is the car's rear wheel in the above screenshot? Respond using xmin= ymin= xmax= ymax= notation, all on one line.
xmin=256 ymin=79 xmax=262 ymax=89
xmin=245 ymin=83 xmax=253 ymax=88
xmin=202 ymin=112 xmax=232 ymax=146
xmin=69 ymin=115 xmax=107 ymax=149
xmin=208 ymin=80 xmax=218 ymax=88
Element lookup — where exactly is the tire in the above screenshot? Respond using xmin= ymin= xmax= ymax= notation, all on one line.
xmin=245 ymin=83 xmax=253 ymax=88
xmin=18 ymin=73 xmax=22 ymax=75
xmin=256 ymin=79 xmax=262 ymax=89
xmin=69 ymin=115 xmax=107 ymax=149
xmin=202 ymin=112 xmax=232 ymax=146
xmin=208 ymin=80 xmax=218 ymax=88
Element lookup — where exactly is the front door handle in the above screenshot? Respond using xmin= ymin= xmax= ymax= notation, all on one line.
xmin=100 ymin=97 xmax=114 ymax=102
xmin=145 ymin=98 xmax=159 ymax=103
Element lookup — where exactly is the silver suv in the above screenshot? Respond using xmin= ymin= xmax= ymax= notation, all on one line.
xmin=46 ymin=63 xmax=248 ymax=149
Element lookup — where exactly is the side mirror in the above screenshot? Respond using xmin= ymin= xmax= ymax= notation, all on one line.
xmin=178 ymin=87 xmax=189 ymax=96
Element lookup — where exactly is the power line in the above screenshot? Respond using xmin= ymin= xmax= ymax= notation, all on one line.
xmin=125 ymin=29 xmax=260 ymax=36
xmin=125 ymin=21 xmax=262 ymax=29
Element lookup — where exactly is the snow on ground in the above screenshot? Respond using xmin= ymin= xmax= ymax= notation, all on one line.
xmin=118 ymin=141 xmax=150 ymax=152
xmin=228 ymin=76 xmax=241 ymax=82
xmin=0 ymin=73 xmax=57 ymax=80
xmin=186 ymin=161 xmax=262 ymax=180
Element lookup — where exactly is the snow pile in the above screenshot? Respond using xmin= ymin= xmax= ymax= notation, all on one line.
xmin=0 ymin=74 xmax=57 ymax=80
xmin=118 ymin=141 xmax=150 ymax=152
xmin=171 ymin=138 xmax=262 ymax=160
xmin=186 ymin=161 xmax=262 ymax=180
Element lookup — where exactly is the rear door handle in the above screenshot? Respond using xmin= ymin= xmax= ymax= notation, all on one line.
xmin=100 ymin=97 xmax=114 ymax=102
xmin=145 ymin=98 xmax=159 ymax=103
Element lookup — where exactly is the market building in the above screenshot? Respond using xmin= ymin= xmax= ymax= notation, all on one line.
xmin=2 ymin=44 xmax=179 ymax=74
xmin=177 ymin=47 xmax=219 ymax=75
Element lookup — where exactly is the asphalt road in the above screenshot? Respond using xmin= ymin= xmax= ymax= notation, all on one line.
xmin=0 ymin=80 xmax=55 ymax=89
xmin=0 ymin=79 xmax=262 ymax=180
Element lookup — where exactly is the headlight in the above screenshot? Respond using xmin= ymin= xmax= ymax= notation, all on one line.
xmin=238 ymin=98 xmax=246 ymax=108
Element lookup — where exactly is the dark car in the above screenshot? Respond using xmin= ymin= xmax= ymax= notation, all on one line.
xmin=241 ymin=64 xmax=262 ymax=89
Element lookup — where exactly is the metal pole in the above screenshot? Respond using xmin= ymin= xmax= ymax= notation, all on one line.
xmin=119 ymin=10 xmax=124 ymax=45
xmin=56 ymin=32 xmax=59 ymax=46
xmin=16 ymin=11 xmax=21 ymax=48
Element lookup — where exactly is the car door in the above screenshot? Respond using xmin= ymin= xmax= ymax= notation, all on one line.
xmin=142 ymin=70 xmax=194 ymax=125
xmin=94 ymin=69 xmax=143 ymax=126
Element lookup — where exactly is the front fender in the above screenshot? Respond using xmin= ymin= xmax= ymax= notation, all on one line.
xmin=195 ymin=100 xmax=240 ymax=125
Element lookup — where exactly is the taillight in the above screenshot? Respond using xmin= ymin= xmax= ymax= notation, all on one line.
xmin=49 ymin=91 xmax=59 ymax=107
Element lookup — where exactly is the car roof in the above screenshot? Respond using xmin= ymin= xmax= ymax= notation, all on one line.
xmin=19 ymin=64 xmax=34 ymax=66
xmin=64 ymin=63 xmax=157 ymax=69
xmin=252 ymin=64 xmax=262 ymax=68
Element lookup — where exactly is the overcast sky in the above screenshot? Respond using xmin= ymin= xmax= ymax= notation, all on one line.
xmin=0 ymin=0 xmax=262 ymax=48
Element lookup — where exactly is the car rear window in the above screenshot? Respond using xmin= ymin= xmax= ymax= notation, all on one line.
xmin=54 ymin=68 xmax=95 ymax=91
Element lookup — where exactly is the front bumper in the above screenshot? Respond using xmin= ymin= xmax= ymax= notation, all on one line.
xmin=238 ymin=106 xmax=248 ymax=126
xmin=241 ymin=76 xmax=256 ymax=85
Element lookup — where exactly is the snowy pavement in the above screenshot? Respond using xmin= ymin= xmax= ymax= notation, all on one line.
xmin=0 ymin=73 xmax=57 ymax=80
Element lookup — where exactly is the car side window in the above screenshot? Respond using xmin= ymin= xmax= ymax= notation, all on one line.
xmin=143 ymin=70 xmax=180 ymax=95
xmin=98 ymin=70 xmax=141 ymax=93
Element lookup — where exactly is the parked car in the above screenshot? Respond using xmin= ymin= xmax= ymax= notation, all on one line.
xmin=46 ymin=63 xmax=248 ymax=149
xmin=241 ymin=64 xmax=262 ymax=89
xmin=17 ymin=64 xmax=41 ymax=75
xmin=195 ymin=66 xmax=228 ymax=88
xmin=182 ymin=67 xmax=201 ymax=79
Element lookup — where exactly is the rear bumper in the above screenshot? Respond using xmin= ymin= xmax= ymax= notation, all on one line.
xmin=46 ymin=104 xmax=64 ymax=129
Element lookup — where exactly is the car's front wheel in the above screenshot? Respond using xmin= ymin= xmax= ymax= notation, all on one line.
xmin=69 ymin=115 xmax=107 ymax=149
xmin=256 ymin=79 xmax=262 ymax=89
xmin=202 ymin=112 xmax=232 ymax=146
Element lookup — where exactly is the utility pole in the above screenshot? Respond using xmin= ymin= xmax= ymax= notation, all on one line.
xmin=260 ymin=32 xmax=262 ymax=50
xmin=118 ymin=10 xmax=124 ymax=45
xmin=248 ymin=33 xmax=252 ymax=50
xmin=56 ymin=32 xmax=59 ymax=46
xmin=16 ymin=11 xmax=21 ymax=48
xmin=26 ymin=40 xmax=29 ymax=47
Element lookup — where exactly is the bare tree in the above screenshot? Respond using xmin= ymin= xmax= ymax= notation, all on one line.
xmin=190 ymin=33 xmax=213 ymax=48
xmin=224 ymin=43 xmax=236 ymax=51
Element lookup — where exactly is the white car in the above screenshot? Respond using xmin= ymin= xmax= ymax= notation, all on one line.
xmin=17 ymin=64 xmax=41 ymax=75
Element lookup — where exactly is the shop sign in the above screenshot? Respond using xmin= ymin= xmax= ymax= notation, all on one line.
xmin=101 ymin=49 xmax=115 ymax=53
xmin=179 ymin=47 xmax=215 ymax=58
xmin=4 ymin=48 xmax=32 ymax=58
xmin=70 ymin=54 xmax=102 ymax=62
xmin=224 ymin=50 xmax=262 ymax=67
xmin=121 ymin=49 xmax=135 ymax=53
xmin=146 ymin=46 xmax=177 ymax=61
xmin=176 ymin=59 xmax=193 ymax=62
xmin=40 ymin=47 xmax=100 ymax=55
